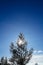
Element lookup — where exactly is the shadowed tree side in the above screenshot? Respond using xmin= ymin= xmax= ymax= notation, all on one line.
xmin=9 ymin=33 xmax=33 ymax=65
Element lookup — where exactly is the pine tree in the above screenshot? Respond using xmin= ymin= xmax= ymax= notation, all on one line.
xmin=9 ymin=33 xmax=33 ymax=65
xmin=35 ymin=63 xmax=38 ymax=65
xmin=1 ymin=57 xmax=7 ymax=65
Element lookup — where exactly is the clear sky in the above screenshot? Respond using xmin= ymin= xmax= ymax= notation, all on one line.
xmin=0 ymin=0 xmax=43 ymax=58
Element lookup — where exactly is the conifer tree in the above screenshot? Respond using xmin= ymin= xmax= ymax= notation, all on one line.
xmin=35 ymin=63 xmax=38 ymax=65
xmin=9 ymin=33 xmax=33 ymax=65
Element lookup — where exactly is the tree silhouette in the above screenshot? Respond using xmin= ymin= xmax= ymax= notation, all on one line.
xmin=35 ymin=63 xmax=38 ymax=65
xmin=9 ymin=33 xmax=33 ymax=65
xmin=0 ymin=57 xmax=7 ymax=65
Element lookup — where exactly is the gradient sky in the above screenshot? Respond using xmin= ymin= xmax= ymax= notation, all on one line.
xmin=0 ymin=0 xmax=43 ymax=57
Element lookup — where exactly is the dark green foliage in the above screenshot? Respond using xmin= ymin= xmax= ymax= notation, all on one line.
xmin=10 ymin=33 xmax=33 ymax=65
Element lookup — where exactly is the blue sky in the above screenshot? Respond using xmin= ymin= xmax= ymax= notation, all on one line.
xmin=0 ymin=0 xmax=43 ymax=57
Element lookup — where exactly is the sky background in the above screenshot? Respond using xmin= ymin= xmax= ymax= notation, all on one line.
xmin=0 ymin=0 xmax=43 ymax=64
